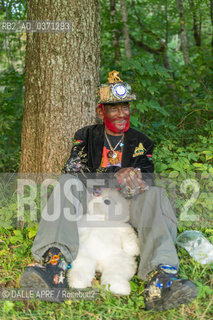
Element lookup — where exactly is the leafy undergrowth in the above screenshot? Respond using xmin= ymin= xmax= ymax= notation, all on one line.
xmin=0 ymin=228 xmax=212 ymax=320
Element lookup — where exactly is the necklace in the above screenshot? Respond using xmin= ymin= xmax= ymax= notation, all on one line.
xmin=104 ymin=131 xmax=124 ymax=159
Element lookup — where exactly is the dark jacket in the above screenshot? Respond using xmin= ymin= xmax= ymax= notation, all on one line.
xmin=65 ymin=124 xmax=154 ymax=186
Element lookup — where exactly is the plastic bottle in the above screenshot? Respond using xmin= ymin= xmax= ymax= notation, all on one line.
xmin=176 ymin=230 xmax=213 ymax=264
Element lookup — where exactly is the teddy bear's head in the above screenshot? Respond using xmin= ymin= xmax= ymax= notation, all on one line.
xmin=87 ymin=188 xmax=130 ymax=223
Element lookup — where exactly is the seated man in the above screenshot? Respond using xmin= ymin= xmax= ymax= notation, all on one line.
xmin=21 ymin=71 xmax=198 ymax=311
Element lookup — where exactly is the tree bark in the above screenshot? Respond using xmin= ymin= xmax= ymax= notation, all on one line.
xmin=120 ymin=0 xmax=132 ymax=59
xmin=164 ymin=0 xmax=174 ymax=80
xmin=110 ymin=0 xmax=121 ymax=63
xmin=188 ymin=0 xmax=201 ymax=46
xmin=210 ymin=0 xmax=213 ymax=55
xmin=19 ymin=0 xmax=100 ymax=174
xmin=176 ymin=0 xmax=190 ymax=64
xmin=165 ymin=0 xmax=169 ymax=46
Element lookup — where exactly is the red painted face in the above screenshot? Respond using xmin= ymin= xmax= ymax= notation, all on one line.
xmin=98 ymin=103 xmax=131 ymax=133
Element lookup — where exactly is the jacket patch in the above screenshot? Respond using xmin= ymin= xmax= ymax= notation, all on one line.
xmin=147 ymin=154 xmax=153 ymax=161
xmin=133 ymin=142 xmax=146 ymax=157
xmin=72 ymin=138 xmax=83 ymax=146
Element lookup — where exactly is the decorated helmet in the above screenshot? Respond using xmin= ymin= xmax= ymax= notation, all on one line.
xmin=97 ymin=70 xmax=136 ymax=104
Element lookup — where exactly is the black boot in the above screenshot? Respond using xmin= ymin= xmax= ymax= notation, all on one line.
xmin=143 ymin=265 xmax=198 ymax=311
xmin=20 ymin=247 xmax=71 ymax=302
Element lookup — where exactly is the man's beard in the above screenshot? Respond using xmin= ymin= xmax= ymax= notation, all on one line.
xmin=98 ymin=104 xmax=130 ymax=133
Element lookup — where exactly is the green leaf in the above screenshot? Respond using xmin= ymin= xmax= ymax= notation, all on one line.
xmin=28 ymin=227 xmax=38 ymax=239
xmin=193 ymin=163 xmax=204 ymax=168
xmin=169 ymin=171 xmax=179 ymax=178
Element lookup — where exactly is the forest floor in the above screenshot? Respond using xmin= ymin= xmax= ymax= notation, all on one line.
xmin=0 ymin=228 xmax=212 ymax=320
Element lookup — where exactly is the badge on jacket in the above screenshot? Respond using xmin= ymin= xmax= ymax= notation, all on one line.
xmin=72 ymin=138 xmax=83 ymax=146
xmin=133 ymin=142 xmax=146 ymax=157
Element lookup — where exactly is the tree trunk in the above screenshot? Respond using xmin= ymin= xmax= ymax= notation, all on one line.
xmin=176 ymin=0 xmax=190 ymax=64
xmin=210 ymin=0 xmax=213 ymax=55
xmin=188 ymin=0 xmax=201 ymax=46
xmin=165 ymin=0 xmax=169 ymax=46
xmin=164 ymin=0 xmax=174 ymax=80
xmin=120 ymin=0 xmax=132 ymax=59
xmin=19 ymin=0 xmax=100 ymax=174
xmin=110 ymin=0 xmax=121 ymax=64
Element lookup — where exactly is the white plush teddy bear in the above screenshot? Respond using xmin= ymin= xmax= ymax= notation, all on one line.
xmin=67 ymin=188 xmax=140 ymax=295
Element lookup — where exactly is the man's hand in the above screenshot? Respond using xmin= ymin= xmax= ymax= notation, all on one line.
xmin=115 ymin=167 xmax=147 ymax=192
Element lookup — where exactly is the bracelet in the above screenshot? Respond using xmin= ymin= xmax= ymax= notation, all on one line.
xmin=118 ymin=180 xmax=149 ymax=199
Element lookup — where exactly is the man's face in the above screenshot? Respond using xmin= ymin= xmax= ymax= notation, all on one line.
xmin=103 ymin=103 xmax=130 ymax=132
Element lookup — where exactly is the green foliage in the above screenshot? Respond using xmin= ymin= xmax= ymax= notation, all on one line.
xmin=0 ymin=0 xmax=26 ymax=172
xmin=0 ymin=182 xmax=41 ymax=230
xmin=153 ymin=121 xmax=213 ymax=228
xmin=0 ymin=67 xmax=25 ymax=172
xmin=100 ymin=0 xmax=213 ymax=146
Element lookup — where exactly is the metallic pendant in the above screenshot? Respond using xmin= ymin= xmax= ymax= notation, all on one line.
xmin=112 ymin=151 xmax=117 ymax=159
xmin=107 ymin=150 xmax=117 ymax=159
xmin=107 ymin=150 xmax=113 ymax=158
